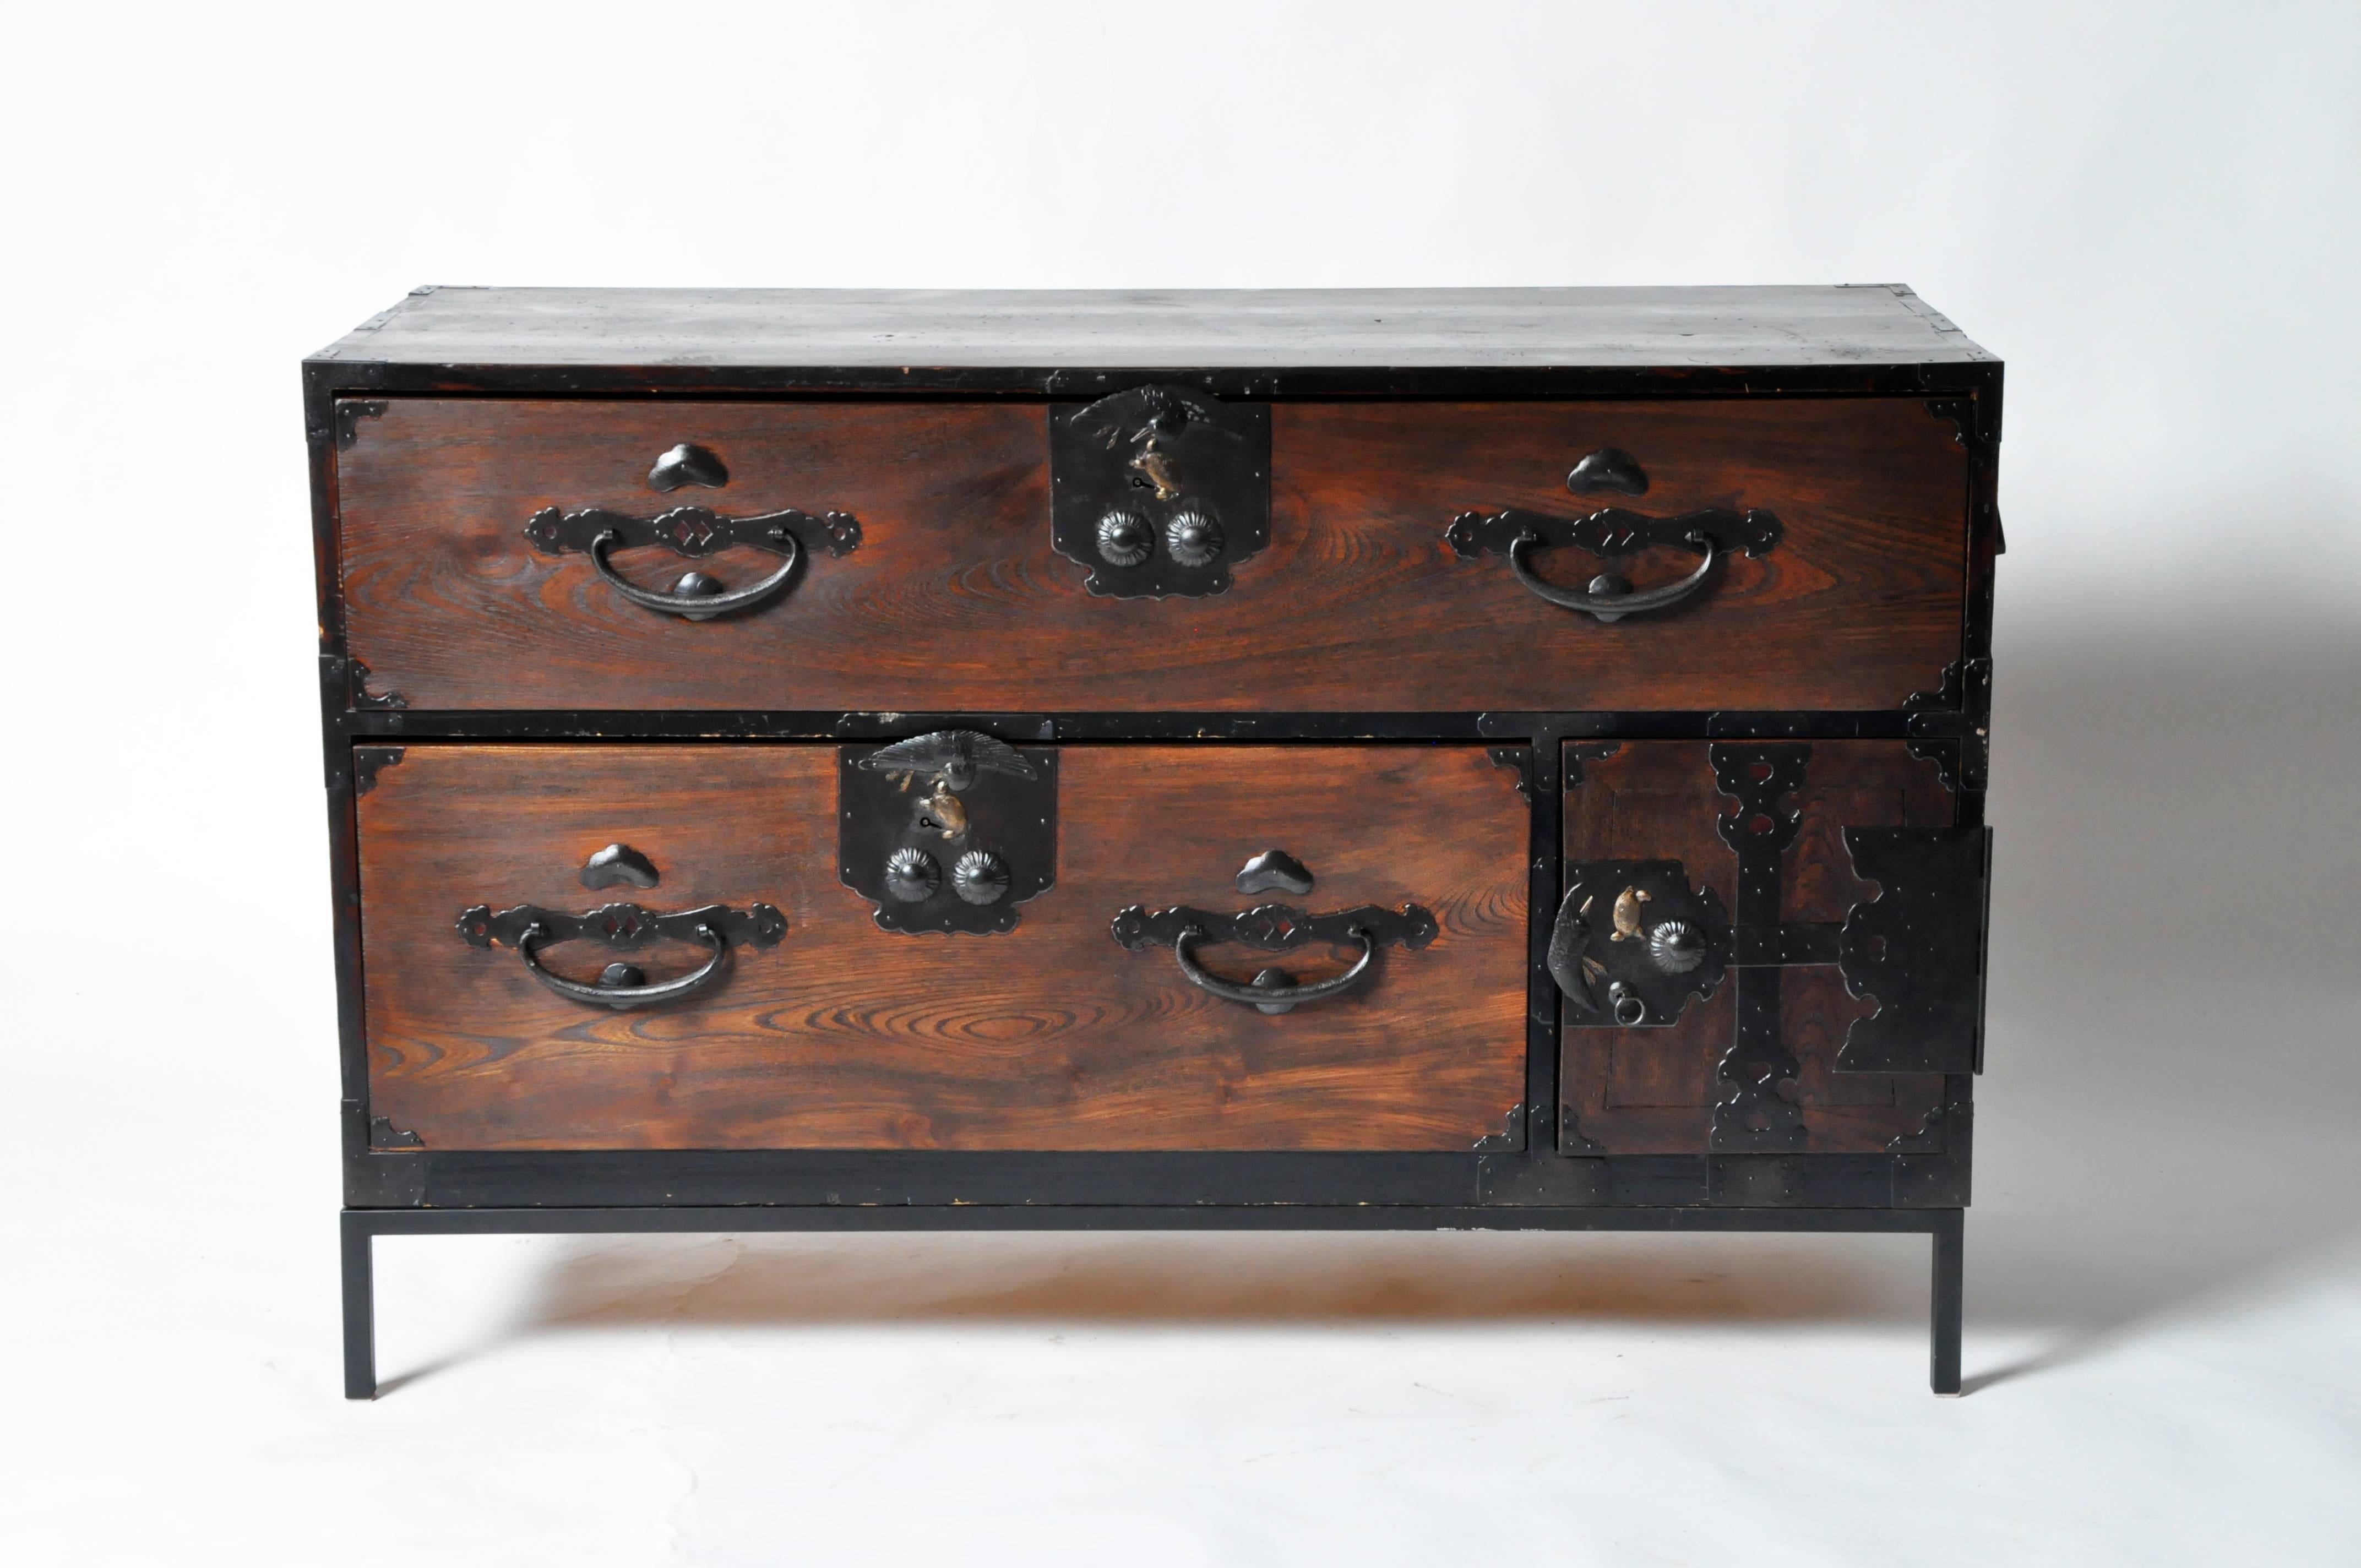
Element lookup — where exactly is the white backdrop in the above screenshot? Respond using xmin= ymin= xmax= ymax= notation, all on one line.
xmin=2 ymin=4 xmax=2356 ymax=1563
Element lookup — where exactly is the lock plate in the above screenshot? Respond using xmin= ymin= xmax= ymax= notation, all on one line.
xmin=1049 ymin=384 xmax=1271 ymax=597
xmin=1548 ymin=859 xmax=1733 ymax=1027
xmin=838 ymin=731 xmax=1059 ymax=935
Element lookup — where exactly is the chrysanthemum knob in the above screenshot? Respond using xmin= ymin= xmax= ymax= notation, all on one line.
xmin=1096 ymin=508 xmax=1155 ymax=567
xmin=1163 ymin=508 xmax=1224 ymax=568
xmin=884 ymin=847 xmax=940 ymax=903
xmin=1647 ymin=919 xmax=1706 ymax=974
xmin=952 ymin=850 xmax=1010 ymax=906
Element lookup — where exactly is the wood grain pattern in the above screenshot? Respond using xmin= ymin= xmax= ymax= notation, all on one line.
xmin=315 ymin=285 xmax=1994 ymax=369
xmin=358 ymin=744 xmax=1528 ymax=1151
xmin=1559 ymin=741 xmax=1951 ymax=1155
xmin=337 ymin=396 xmax=1967 ymax=712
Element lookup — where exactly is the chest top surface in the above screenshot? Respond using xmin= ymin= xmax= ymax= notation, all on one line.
xmin=312 ymin=284 xmax=1995 ymax=373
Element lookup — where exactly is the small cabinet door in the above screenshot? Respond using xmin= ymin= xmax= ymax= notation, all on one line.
xmin=1554 ymin=741 xmax=1985 ymax=1157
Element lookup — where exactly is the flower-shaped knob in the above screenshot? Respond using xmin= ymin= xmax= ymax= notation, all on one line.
xmin=884 ymin=848 xmax=940 ymax=903
xmin=952 ymin=851 xmax=1010 ymax=906
xmin=1096 ymin=508 xmax=1155 ymax=567
xmin=1164 ymin=508 xmax=1224 ymax=568
xmin=1647 ymin=919 xmax=1706 ymax=975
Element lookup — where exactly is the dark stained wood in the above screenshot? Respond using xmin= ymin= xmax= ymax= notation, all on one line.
xmin=1559 ymin=741 xmax=1952 ymax=1155
xmin=358 ymin=744 xmax=1528 ymax=1151
xmin=315 ymin=285 xmax=1994 ymax=372
xmin=338 ymin=396 xmax=1967 ymax=712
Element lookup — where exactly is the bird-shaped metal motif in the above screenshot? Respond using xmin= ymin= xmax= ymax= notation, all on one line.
xmin=857 ymin=730 xmax=1038 ymax=792
xmin=1088 ymin=385 xmax=1199 ymax=447
xmin=1073 ymin=385 xmax=1240 ymax=502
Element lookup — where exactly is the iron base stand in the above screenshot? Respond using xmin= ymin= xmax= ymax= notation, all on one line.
xmin=341 ymin=1205 xmax=1966 ymax=1399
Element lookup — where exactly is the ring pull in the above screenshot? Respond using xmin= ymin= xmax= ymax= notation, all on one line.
xmin=457 ymin=899 xmax=788 ymax=1011
xmin=1172 ymin=923 xmax=1377 ymax=1015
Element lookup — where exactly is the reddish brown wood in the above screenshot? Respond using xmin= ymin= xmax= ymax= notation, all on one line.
xmin=336 ymin=397 xmax=1966 ymax=712
xmin=1559 ymin=741 xmax=1952 ymax=1155
xmin=358 ymin=744 xmax=1528 ymax=1151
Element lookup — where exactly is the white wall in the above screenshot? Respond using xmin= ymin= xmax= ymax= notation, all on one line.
xmin=2 ymin=4 xmax=2355 ymax=1561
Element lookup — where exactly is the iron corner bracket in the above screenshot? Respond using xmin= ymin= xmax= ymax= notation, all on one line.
xmin=347 ymin=658 xmax=409 ymax=712
xmin=1485 ymin=745 xmax=1535 ymax=803
xmin=333 ymin=399 xmax=388 ymax=451
xmin=352 ymin=745 xmax=406 ymax=797
xmin=368 ymin=1116 xmax=422 ymax=1150
xmin=1473 ymin=1102 xmax=1528 ymax=1152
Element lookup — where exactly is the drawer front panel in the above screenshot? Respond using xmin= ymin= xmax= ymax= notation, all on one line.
xmin=336 ymin=396 xmax=1966 ymax=713
xmin=358 ymin=743 xmax=1528 ymax=1151
xmin=1557 ymin=741 xmax=1963 ymax=1156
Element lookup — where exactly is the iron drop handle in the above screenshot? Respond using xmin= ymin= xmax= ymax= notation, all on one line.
xmin=523 ymin=503 xmax=862 ymax=622
xmin=1445 ymin=505 xmax=1783 ymax=625
xmin=589 ymin=526 xmax=797 ymax=620
xmin=457 ymin=900 xmax=788 ymax=1011
xmin=518 ymin=918 xmax=727 ymax=1008
xmin=1507 ymin=527 xmax=1715 ymax=622
xmin=1109 ymin=897 xmax=1438 ymax=1016
xmin=1172 ymin=924 xmax=1377 ymax=1015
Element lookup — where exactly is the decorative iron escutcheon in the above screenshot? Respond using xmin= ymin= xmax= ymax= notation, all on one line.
xmin=1446 ymin=504 xmax=1783 ymax=622
xmin=1836 ymin=826 xmax=1993 ymax=1075
xmin=1111 ymin=897 xmax=1438 ymax=1015
xmin=839 ymin=731 xmax=1058 ymax=935
xmin=455 ymin=900 xmax=787 ymax=1010
xmin=1049 ymin=384 xmax=1271 ymax=597
xmin=523 ymin=503 xmax=861 ymax=620
xmin=1547 ymin=859 xmax=1734 ymax=1027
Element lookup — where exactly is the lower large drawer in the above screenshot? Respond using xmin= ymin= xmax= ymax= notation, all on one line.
xmin=356 ymin=743 xmax=1529 ymax=1151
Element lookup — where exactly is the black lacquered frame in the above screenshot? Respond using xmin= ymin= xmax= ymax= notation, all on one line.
xmin=306 ymin=346 xmax=1999 ymax=1398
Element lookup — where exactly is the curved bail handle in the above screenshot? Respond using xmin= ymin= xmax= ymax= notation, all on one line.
xmin=1172 ymin=923 xmax=1377 ymax=1015
xmin=515 ymin=919 xmax=728 ymax=1010
xmin=1508 ymin=529 xmax=1716 ymax=623
xmin=589 ymin=527 xmax=800 ymax=620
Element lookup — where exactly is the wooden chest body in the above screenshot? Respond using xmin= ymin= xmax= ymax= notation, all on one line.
xmin=313 ymin=286 xmax=1999 ymax=1393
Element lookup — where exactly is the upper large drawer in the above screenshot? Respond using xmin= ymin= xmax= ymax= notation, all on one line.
xmin=334 ymin=396 xmax=1969 ymax=712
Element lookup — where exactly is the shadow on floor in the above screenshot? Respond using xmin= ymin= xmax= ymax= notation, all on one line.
xmin=514 ymin=1227 xmax=1940 ymax=1332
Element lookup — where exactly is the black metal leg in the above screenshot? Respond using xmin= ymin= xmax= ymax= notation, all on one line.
xmin=341 ymin=1212 xmax=377 ymax=1400
xmin=1930 ymin=1209 xmax=1963 ymax=1396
